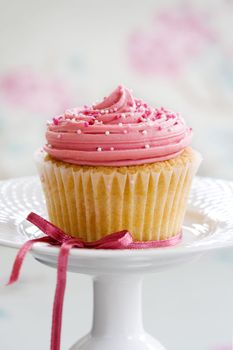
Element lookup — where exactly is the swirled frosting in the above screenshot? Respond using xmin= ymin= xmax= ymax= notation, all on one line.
xmin=44 ymin=85 xmax=192 ymax=166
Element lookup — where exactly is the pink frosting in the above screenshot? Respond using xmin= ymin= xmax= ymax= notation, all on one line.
xmin=44 ymin=85 xmax=192 ymax=166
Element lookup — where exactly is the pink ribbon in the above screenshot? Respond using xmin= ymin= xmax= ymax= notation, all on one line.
xmin=7 ymin=212 xmax=182 ymax=350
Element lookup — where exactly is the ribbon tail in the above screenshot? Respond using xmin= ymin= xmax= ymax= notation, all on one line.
xmin=51 ymin=240 xmax=78 ymax=350
xmin=6 ymin=236 xmax=50 ymax=286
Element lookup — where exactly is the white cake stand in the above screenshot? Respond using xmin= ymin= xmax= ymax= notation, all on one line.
xmin=0 ymin=176 xmax=233 ymax=350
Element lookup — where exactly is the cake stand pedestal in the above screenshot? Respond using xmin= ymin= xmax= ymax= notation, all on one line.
xmin=71 ymin=275 xmax=163 ymax=350
xmin=32 ymin=243 xmax=207 ymax=350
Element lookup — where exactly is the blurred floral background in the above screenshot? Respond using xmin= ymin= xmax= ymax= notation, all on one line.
xmin=0 ymin=0 xmax=232 ymax=179
xmin=0 ymin=1 xmax=233 ymax=350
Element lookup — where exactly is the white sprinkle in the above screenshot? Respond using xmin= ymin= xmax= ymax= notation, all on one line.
xmin=101 ymin=110 xmax=105 ymax=114
xmin=145 ymin=144 xmax=150 ymax=149
xmin=47 ymin=144 xmax=52 ymax=148
xmin=113 ymin=107 xmax=117 ymax=112
xmin=77 ymin=129 xmax=82 ymax=134
xmin=121 ymin=113 xmax=126 ymax=119
xmin=130 ymin=179 xmax=135 ymax=185
xmin=123 ymin=130 xmax=128 ymax=134
xmin=110 ymin=147 xmax=114 ymax=151
xmin=57 ymin=134 xmax=61 ymax=139
xmin=46 ymin=120 xmax=52 ymax=125
xmin=97 ymin=147 xmax=102 ymax=152
xmin=119 ymin=123 xmax=123 ymax=127
xmin=105 ymin=130 xmax=110 ymax=135
xmin=147 ymin=120 xmax=154 ymax=126
xmin=72 ymin=118 xmax=76 ymax=122
xmin=142 ymin=130 xmax=147 ymax=135
xmin=104 ymin=109 xmax=109 ymax=114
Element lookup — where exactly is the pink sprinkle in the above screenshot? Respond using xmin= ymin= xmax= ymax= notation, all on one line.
xmin=84 ymin=121 xmax=89 ymax=127
xmin=145 ymin=144 xmax=150 ymax=149
xmin=77 ymin=129 xmax=82 ymax=134
xmin=97 ymin=147 xmax=102 ymax=152
xmin=53 ymin=118 xmax=59 ymax=125
xmin=142 ymin=130 xmax=147 ymax=135
xmin=123 ymin=130 xmax=128 ymax=134
xmin=110 ymin=147 xmax=114 ymax=151
xmin=57 ymin=134 xmax=61 ymax=139
xmin=119 ymin=123 xmax=123 ymax=127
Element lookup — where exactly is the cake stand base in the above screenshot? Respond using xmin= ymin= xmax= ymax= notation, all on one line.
xmin=71 ymin=333 xmax=165 ymax=350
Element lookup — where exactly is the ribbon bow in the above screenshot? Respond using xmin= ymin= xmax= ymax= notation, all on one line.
xmin=7 ymin=212 xmax=182 ymax=350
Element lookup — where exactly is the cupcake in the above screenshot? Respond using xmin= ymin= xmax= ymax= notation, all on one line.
xmin=36 ymin=85 xmax=202 ymax=242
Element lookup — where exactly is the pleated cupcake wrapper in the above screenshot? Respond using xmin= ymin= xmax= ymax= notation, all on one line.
xmin=36 ymin=149 xmax=202 ymax=242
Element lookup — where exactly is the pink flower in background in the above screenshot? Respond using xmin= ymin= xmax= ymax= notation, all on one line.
xmin=128 ymin=6 xmax=216 ymax=76
xmin=0 ymin=69 xmax=74 ymax=115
